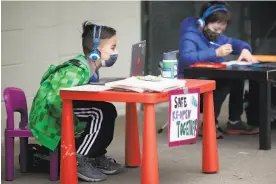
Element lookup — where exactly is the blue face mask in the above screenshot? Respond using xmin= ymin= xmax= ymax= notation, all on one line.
xmin=101 ymin=51 xmax=118 ymax=67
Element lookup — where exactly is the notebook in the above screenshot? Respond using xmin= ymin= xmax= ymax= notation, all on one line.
xmin=105 ymin=75 xmax=186 ymax=93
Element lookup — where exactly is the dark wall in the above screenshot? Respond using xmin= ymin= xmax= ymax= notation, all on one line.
xmin=249 ymin=2 xmax=276 ymax=54
xmin=250 ymin=2 xmax=276 ymax=38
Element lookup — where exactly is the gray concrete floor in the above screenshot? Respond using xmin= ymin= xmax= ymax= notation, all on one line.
xmin=1 ymin=100 xmax=276 ymax=184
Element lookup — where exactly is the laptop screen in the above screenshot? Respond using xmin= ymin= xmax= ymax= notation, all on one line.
xmin=130 ymin=40 xmax=146 ymax=77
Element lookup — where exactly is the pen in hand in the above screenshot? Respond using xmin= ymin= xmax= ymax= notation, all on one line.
xmin=211 ymin=42 xmax=233 ymax=57
xmin=210 ymin=42 xmax=233 ymax=52
xmin=210 ymin=41 xmax=222 ymax=47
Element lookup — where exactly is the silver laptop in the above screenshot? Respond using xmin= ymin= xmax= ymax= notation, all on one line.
xmin=90 ymin=40 xmax=146 ymax=85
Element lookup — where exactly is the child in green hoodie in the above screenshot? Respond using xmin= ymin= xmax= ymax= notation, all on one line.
xmin=29 ymin=21 xmax=123 ymax=182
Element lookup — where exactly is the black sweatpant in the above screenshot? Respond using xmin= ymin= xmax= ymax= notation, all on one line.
xmin=72 ymin=101 xmax=117 ymax=158
xmin=200 ymin=79 xmax=244 ymax=123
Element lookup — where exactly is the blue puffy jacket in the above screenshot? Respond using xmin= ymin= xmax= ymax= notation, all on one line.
xmin=178 ymin=17 xmax=252 ymax=78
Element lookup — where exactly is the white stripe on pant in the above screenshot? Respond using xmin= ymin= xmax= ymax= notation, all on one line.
xmin=74 ymin=107 xmax=103 ymax=156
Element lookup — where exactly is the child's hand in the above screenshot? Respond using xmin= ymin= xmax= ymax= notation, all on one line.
xmin=216 ymin=44 xmax=233 ymax=57
xmin=237 ymin=49 xmax=258 ymax=63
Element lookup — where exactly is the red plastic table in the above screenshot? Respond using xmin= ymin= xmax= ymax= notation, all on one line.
xmin=59 ymin=79 xmax=218 ymax=184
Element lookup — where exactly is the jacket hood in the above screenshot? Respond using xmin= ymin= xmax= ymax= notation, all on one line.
xmin=180 ymin=17 xmax=201 ymax=36
xmin=40 ymin=54 xmax=89 ymax=84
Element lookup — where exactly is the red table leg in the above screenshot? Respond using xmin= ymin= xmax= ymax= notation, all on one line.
xmin=60 ymin=100 xmax=78 ymax=184
xmin=141 ymin=104 xmax=159 ymax=184
xmin=202 ymin=91 xmax=219 ymax=173
xmin=125 ymin=103 xmax=141 ymax=167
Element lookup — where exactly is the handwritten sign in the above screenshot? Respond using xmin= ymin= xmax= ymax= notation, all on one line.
xmin=168 ymin=88 xmax=200 ymax=147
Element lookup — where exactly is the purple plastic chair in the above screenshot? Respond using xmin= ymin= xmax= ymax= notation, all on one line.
xmin=3 ymin=87 xmax=59 ymax=181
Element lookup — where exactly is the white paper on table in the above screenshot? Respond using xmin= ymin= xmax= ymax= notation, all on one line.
xmin=105 ymin=76 xmax=186 ymax=93
xmin=222 ymin=60 xmax=254 ymax=66
xmin=60 ymin=85 xmax=111 ymax=92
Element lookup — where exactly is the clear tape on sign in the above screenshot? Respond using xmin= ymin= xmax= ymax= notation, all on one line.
xmin=183 ymin=87 xmax=188 ymax=94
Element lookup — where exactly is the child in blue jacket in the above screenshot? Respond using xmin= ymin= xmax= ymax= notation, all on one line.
xmin=178 ymin=1 xmax=259 ymax=138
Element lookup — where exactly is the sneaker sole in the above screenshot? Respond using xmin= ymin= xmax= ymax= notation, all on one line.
xmin=225 ymin=129 xmax=259 ymax=135
xmin=100 ymin=166 xmax=125 ymax=175
xmin=77 ymin=173 xmax=107 ymax=182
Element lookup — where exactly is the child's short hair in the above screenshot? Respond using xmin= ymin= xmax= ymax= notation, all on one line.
xmin=199 ymin=1 xmax=232 ymax=25
xmin=82 ymin=21 xmax=116 ymax=56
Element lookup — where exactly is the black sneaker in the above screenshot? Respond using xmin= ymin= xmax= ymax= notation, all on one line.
xmin=76 ymin=154 xmax=107 ymax=182
xmin=90 ymin=155 xmax=124 ymax=175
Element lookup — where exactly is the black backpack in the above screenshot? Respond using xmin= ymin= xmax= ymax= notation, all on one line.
xmin=19 ymin=144 xmax=60 ymax=173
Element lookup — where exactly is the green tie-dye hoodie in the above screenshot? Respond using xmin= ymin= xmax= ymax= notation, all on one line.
xmin=29 ymin=54 xmax=91 ymax=151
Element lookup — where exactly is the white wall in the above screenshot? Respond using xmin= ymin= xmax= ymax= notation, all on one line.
xmin=1 ymin=1 xmax=141 ymax=141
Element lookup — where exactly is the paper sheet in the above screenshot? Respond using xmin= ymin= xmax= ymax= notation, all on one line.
xmin=222 ymin=61 xmax=254 ymax=66
xmin=60 ymin=85 xmax=111 ymax=92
